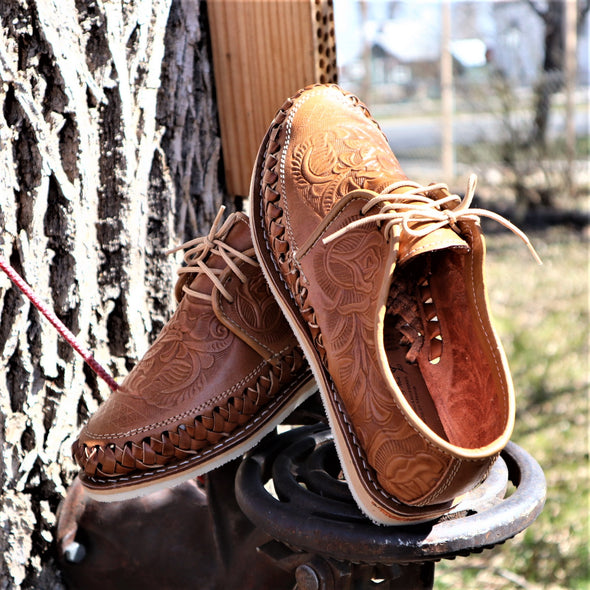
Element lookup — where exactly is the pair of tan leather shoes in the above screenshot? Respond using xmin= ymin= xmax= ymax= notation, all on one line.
xmin=73 ymin=85 xmax=535 ymax=524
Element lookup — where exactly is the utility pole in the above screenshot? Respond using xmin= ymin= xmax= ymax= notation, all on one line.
xmin=360 ymin=0 xmax=372 ymax=105
xmin=441 ymin=0 xmax=454 ymax=181
xmin=564 ymin=0 xmax=577 ymax=199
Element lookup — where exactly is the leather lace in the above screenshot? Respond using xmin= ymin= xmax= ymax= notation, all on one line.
xmin=324 ymin=174 xmax=542 ymax=264
xmin=167 ymin=207 xmax=259 ymax=303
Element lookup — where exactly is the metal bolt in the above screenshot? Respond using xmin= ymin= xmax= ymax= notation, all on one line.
xmin=295 ymin=563 xmax=321 ymax=590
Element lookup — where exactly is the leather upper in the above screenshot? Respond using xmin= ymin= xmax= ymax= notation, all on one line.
xmin=73 ymin=212 xmax=308 ymax=484
xmin=254 ymin=84 xmax=515 ymax=517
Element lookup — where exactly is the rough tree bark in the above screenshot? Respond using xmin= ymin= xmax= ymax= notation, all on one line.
xmin=0 ymin=0 xmax=224 ymax=587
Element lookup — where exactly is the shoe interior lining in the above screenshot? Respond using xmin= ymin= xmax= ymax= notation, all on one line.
xmin=384 ymin=251 xmax=507 ymax=450
xmin=384 ymin=321 xmax=449 ymax=441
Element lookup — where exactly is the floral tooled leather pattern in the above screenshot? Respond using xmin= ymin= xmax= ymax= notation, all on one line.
xmin=234 ymin=269 xmax=284 ymax=340
xmin=217 ymin=258 xmax=296 ymax=361
xmin=312 ymin=227 xmax=397 ymax=421
xmin=311 ymin=224 xmax=450 ymax=503
xmin=120 ymin=301 xmax=234 ymax=410
xmin=369 ymin=425 xmax=448 ymax=502
xmin=291 ymin=125 xmax=402 ymax=217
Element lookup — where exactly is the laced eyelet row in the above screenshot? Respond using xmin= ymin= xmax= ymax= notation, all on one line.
xmin=167 ymin=207 xmax=259 ymax=303
xmin=324 ymin=174 xmax=542 ymax=265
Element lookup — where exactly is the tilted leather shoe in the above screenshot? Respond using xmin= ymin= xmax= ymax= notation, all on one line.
xmin=73 ymin=209 xmax=315 ymax=501
xmin=250 ymin=84 xmax=539 ymax=524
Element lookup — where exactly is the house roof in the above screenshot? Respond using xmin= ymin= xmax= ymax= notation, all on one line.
xmin=373 ymin=19 xmax=440 ymax=64
xmin=451 ymin=38 xmax=488 ymax=67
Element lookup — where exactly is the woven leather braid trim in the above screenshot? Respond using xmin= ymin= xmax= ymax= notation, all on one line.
xmin=73 ymin=347 xmax=306 ymax=478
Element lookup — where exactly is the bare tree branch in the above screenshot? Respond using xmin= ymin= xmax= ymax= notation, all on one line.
xmin=523 ymin=0 xmax=547 ymax=20
xmin=578 ymin=0 xmax=590 ymax=28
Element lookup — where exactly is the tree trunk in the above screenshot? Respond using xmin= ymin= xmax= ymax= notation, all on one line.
xmin=529 ymin=0 xmax=590 ymax=147
xmin=531 ymin=1 xmax=565 ymax=146
xmin=0 ymin=0 xmax=224 ymax=587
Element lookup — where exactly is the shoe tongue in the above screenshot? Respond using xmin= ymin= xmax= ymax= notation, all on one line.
xmin=174 ymin=212 xmax=252 ymax=301
xmin=387 ymin=185 xmax=470 ymax=265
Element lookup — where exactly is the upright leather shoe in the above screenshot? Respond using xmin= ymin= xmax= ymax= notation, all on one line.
xmin=250 ymin=84 xmax=539 ymax=524
xmin=73 ymin=209 xmax=315 ymax=501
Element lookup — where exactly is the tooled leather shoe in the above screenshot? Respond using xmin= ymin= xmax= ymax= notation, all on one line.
xmin=250 ymin=84 xmax=540 ymax=524
xmin=73 ymin=209 xmax=315 ymax=501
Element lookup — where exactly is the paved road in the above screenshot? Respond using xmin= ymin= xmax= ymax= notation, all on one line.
xmin=380 ymin=107 xmax=589 ymax=153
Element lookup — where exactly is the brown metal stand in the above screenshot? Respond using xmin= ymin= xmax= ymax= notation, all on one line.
xmin=235 ymin=423 xmax=546 ymax=589
xmin=57 ymin=400 xmax=545 ymax=590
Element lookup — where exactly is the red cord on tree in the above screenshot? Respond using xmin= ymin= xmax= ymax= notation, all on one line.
xmin=0 ymin=254 xmax=119 ymax=391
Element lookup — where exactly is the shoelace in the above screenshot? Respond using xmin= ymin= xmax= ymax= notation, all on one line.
xmin=167 ymin=206 xmax=259 ymax=303
xmin=324 ymin=174 xmax=542 ymax=265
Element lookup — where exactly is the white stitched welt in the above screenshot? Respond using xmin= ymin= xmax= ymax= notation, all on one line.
xmin=85 ymin=369 xmax=311 ymax=484
xmin=419 ymin=458 xmax=461 ymax=505
xmin=85 ymin=361 xmax=268 ymax=440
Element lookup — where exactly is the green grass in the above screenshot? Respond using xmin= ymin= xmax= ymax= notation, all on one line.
xmin=434 ymin=225 xmax=589 ymax=590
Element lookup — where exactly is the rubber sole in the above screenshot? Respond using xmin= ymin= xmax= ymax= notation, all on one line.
xmin=80 ymin=368 xmax=316 ymax=502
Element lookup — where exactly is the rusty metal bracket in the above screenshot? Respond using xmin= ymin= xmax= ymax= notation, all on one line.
xmin=235 ymin=424 xmax=546 ymax=587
